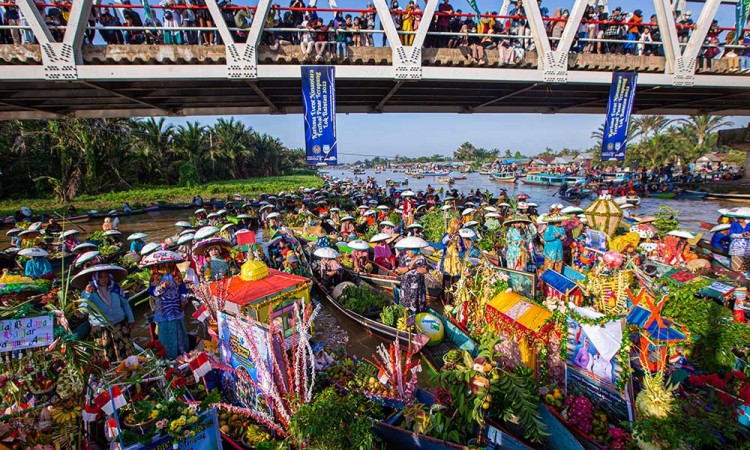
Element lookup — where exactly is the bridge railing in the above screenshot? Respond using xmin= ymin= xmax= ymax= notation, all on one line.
xmin=0 ymin=0 xmax=747 ymax=85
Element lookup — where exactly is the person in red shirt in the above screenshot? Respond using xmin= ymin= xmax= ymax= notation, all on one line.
xmin=437 ymin=0 xmax=453 ymax=47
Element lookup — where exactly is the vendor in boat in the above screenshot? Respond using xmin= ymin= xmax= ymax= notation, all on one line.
xmin=175 ymin=234 xmax=200 ymax=286
xmin=379 ymin=220 xmax=397 ymax=236
xmin=102 ymin=217 xmax=113 ymax=231
xmin=143 ymin=251 xmax=190 ymax=360
xmin=459 ymin=228 xmax=481 ymax=261
xmin=202 ymin=244 xmax=232 ymax=280
xmin=46 ymin=218 xmax=62 ymax=235
xmin=284 ymin=253 xmax=311 ymax=278
xmin=406 ymin=223 xmax=426 ymax=239
xmin=61 ymin=229 xmax=81 ymax=253
xmin=6 ymin=228 xmax=22 ymax=249
xmin=371 ymin=233 xmax=396 ymax=270
xmin=348 ymin=239 xmax=372 ymax=273
xmin=377 ymin=205 xmax=390 ymax=222
xmin=18 ymin=229 xmax=44 ymax=249
xmin=728 ymin=212 xmax=750 ymax=273
xmin=394 ymin=237 xmax=429 ymax=315
xmin=542 ymin=215 xmax=566 ymax=273
xmin=74 ymin=264 xmax=134 ymax=362
xmin=127 ymin=233 xmax=148 ymax=254
xmin=401 ymin=191 xmax=416 ymax=227
xmin=266 ymin=212 xmax=285 ymax=235
xmin=220 ymin=223 xmax=237 ymax=246
xmin=461 ymin=208 xmax=475 ymax=226
xmin=504 ymin=215 xmax=530 ymax=271
xmin=439 ymin=218 xmax=464 ymax=304
xmin=20 ymin=248 xmax=53 ymax=280
xmin=340 ymin=215 xmax=356 ymax=236
xmin=316 ymin=248 xmax=343 ymax=288
xmin=710 ymin=224 xmax=731 ymax=253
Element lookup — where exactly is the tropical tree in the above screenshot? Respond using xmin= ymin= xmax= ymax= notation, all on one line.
xmin=677 ymin=115 xmax=733 ymax=155
xmin=132 ymin=117 xmax=173 ymax=182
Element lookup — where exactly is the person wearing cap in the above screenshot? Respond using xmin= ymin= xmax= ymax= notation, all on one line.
xmin=284 ymin=253 xmax=311 ymax=278
xmin=148 ymin=259 xmax=189 ymax=360
xmin=81 ymin=268 xmax=134 ymax=362
xmin=395 ymin=245 xmax=428 ymax=315
xmin=542 ymin=216 xmax=566 ymax=273
xmin=24 ymin=250 xmax=53 ymax=280
xmin=710 ymin=225 xmax=731 ymax=253
xmin=729 ymin=215 xmax=750 ymax=273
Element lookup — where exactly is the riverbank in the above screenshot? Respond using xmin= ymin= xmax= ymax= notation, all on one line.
xmin=0 ymin=175 xmax=324 ymax=217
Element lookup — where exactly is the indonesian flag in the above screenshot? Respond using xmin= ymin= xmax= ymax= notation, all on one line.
xmin=105 ymin=417 xmax=120 ymax=441
xmin=83 ymin=404 xmax=101 ymax=422
xmin=95 ymin=386 xmax=126 ymax=415
xmin=188 ymin=352 xmax=212 ymax=382
xmin=192 ymin=304 xmax=211 ymax=323
xmin=376 ymin=368 xmax=389 ymax=385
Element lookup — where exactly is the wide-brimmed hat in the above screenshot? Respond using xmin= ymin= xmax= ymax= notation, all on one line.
xmin=266 ymin=212 xmax=281 ymax=220
xmin=402 ymin=190 xmax=416 ymax=197
xmin=485 ymin=212 xmax=501 ymax=219
xmin=193 ymin=237 xmax=232 ymax=256
xmin=194 ymin=226 xmax=220 ymax=241
xmin=504 ymin=214 xmax=531 ymax=226
xmin=103 ymin=230 xmax=122 ymax=237
xmin=668 ymin=230 xmax=694 ymax=239
xmin=18 ymin=248 xmax=48 ymax=257
xmin=458 ymin=228 xmax=476 ymax=239
xmin=220 ymin=223 xmax=236 ymax=233
xmin=61 ymin=230 xmax=80 ymax=239
xmin=127 ymin=232 xmax=148 ymax=241
xmin=5 ymin=228 xmax=22 ymax=236
xmin=544 ymin=214 xmax=565 ymax=223
xmin=206 ymin=212 xmax=220 ymax=220
xmin=483 ymin=206 xmax=497 ymax=212
xmin=175 ymin=221 xmax=193 ymax=228
xmin=727 ymin=207 xmax=750 ymax=219
xmin=313 ymin=247 xmax=340 ymax=259
xmin=140 ymin=242 xmax=162 ymax=256
xmin=18 ymin=229 xmax=40 ymax=238
xmin=395 ymin=236 xmax=429 ymax=249
xmin=710 ymin=224 xmax=731 ymax=233
xmin=194 ymin=208 xmax=207 ymax=215
xmin=74 ymin=250 xmax=100 ymax=268
xmin=72 ymin=242 xmax=97 ymax=253
xmin=71 ymin=264 xmax=127 ymax=290
xmin=561 ymin=206 xmax=584 ymax=215
xmin=236 ymin=214 xmax=251 ymax=220
xmin=379 ymin=221 xmax=396 ymax=228
xmin=370 ymin=233 xmax=391 ymax=243
xmin=140 ymin=250 xmax=184 ymax=268
xmin=407 ymin=223 xmax=424 ymax=230
xmin=341 ymin=215 xmax=355 ymax=222
xmin=464 ymin=220 xmax=479 ymax=228
xmin=348 ymin=239 xmax=370 ymax=251
xmin=177 ymin=233 xmax=195 ymax=245
xmin=377 ymin=205 xmax=389 ymax=211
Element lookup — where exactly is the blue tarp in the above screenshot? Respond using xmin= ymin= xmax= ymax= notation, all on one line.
xmin=627 ymin=305 xmax=686 ymax=342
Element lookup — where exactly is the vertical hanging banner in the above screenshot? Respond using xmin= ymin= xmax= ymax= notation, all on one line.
xmin=302 ymin=66 xmax=338 ymax=166
xmin=736 ymin=0 xmax=749 ymax=44
xmin=601 ymin=72 xmax=638 ymax=162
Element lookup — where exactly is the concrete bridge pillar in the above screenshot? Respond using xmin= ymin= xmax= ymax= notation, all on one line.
xmin=718 ymin=125 xmax=750 ymax=180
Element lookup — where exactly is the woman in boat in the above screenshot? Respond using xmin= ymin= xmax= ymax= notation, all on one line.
xmin=401 ymin=191 xmax=416 ymax=227
xmin=379 ymin=220 xmax=396 ymax=236
xmin=542 ymin=215 xmax=566 ymax=273
xmin=284 ymin=253 xmax=312 ymax=278
xmin=710 ymin=224 xmax=731 ymax=253
xmin=504 ymin=215 xmax=529 ymax=271
xmin=61 ymin=230 xmax=81 ymax=253
xmin=371 ymin=233 xmax=396 ymax=270
xmin=128 ymin=233 xmax=148 ymax=254
xmin=78 ymin=265 xmax=134 ymax=362
xmin=339 ymin=216 xmax=356 ymax=236
xmin=439 ymin=218 xmax=464 ymax=303
xmin=348 ymin=239 xmax=372 ymax=273
xmin=102 ymin=217 xmax=113 ymax=231
xmin=319 ymin=254 xmax=343 ymax=288
xmin=728 ymin=214 xmax=750 ymax=273
xmin=460 ymin=228 xmax=481 ymax=261
xmin=203 ymin=244 xmax=231 ymax=280
xmin=395 ymin=237 xmax=429 ymax=315
xmin=21 ymin=248 xmax=53 ymax=280
xmin=146 ymin=254 xmax=189 ymax=360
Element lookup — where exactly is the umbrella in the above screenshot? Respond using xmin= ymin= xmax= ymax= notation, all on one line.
xmin=395 ymin=236 xmax=429 ymax=249
xmin=370 ymin=233 xmax=391 ymax=243
xmin=193 ymin=237 xmax=231 ymax=256
xmin=127 ymin=232 xmax=148 ymax=241
xmin=140 ymin=242 xmax=162 ymax=256
xmin=348 ymin=240 xmax=371 ymax=251
xmin=313 ymin=247 xmax=340 ymax=259
xmin=74 ymin=250 xmax=100 ymax=267
xmin=140 ymin=250 xmax=184 ymax=268
xmin=629 ymin=223 xmax=656 ymax=239
xmin=71 ymin=264 xmax=127 ymax=290
xmin=194 ymin=226 xmax=220 ymax=241
xmin=18 ymin=248 xmax=48 ymax=257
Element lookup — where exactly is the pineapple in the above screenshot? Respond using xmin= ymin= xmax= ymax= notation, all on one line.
xmin=636 ymin=370 xmax=677 ymax=419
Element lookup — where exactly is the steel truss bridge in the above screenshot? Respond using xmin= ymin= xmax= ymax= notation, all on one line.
xmin=0 ymin=0 xmax=749 ymax=119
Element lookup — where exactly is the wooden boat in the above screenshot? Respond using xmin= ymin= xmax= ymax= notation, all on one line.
xmin=521 ymin=173 xmax=585 ymax=186
xmin=310 ymin=269 xmax=430 ymax=353
xmin=438 ymin=177 xmax=455 ymax=184
xmin=88 ymin=205 xmax=160 ymax=219
xmin=677 ymin=189 xmax=708 ymax=200
xmin=58 ymin=214 xmax=91 ymax=225
xmin=647 ymin=192 xmax=677 ymax=199
xmin=545 ymin=405 xmax=607 ymax=450
xmin=491 ymin=172 xmax=517 ymax=182
xmin=614 ymin=195 xmax=641 ymax=206
xmin=696 ymin=241 xmax=749 ymax=286
xmin=420 ymin=309 xmax=477 ymax=375
xmin=704 ymin=191 xmax=750 ymax=202
xmin=49 ymin=253 xmax=76 ymax=270
xmin=453 ymin=176 xmax=467 ymax=181
xmin=157 ymin=202 xmax=194 ymax=210
xmin=350 ymin=262 xmax=443 ymax=303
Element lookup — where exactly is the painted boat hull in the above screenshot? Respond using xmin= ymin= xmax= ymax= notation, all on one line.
xmin=491 ymin=173 xmax=517 ymax=182
xmin=677 ymin=190 xmax=708 ymax=199
xmin=647 ymin=192 xmax=677 ymax=199
xmin=704 ymin=191 xmax=750 ymax=202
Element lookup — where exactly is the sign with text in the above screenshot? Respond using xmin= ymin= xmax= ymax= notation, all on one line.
xmin=601 ymin=72 xmax=637 ymax=162
xmin=302 ymin=65 xmax=337 ymax=166
xmin=0 ymin=315 xmax=54 ymax=352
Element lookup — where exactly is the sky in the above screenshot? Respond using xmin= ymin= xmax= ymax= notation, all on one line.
xmin=165 ymin=0 xmax=745 ymax=163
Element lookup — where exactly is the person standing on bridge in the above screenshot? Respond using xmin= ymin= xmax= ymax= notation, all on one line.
xmin=437 ymin=0 xmax=453 ymax=47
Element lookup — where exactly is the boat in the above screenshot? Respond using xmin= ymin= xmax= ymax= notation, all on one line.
xmin=452 ymin=176 xmax=467 ymax=181
xmin=57 ymin=214 xmax=91 ymax=225
xmin=88 ymin=205 xmax=160 ymax=219
xmin=677 ymin=189 xmax=709 ymax=200
xmin=613 ymin=195 xmax=641 ymax=206
xmin=353 ymin=169 xmax=366 ymax=175
xmin=309 ymin=267 xmax=430 ymax=353
xmin=647 ymin=191 xmax=677 ymax=199
xmin=421 ymin=171 xmax=451 ymax=177
xmin=346 ymin=263 xmax=443 ymax=303
xmin=520 ymin=173 xmax=585 ymax=186
xmin=601 ymin=172 xmax=634 ymax=185
xmin=479 ymin=170 xmax=491 ymax=176
xmin=157 ymin=202 xmax=194 ymax=210
xmin=419 ymin=308 xmax=477 ymax=375
xmin=490 ymin=172 xmax=517 ymax=182
xmin=438 ymin=177 xmax=455 ymax=184
xmin=696 ymin=241 xmax=749 ymax=286
xmin=703 ymin=191 xmax=750 ymax=202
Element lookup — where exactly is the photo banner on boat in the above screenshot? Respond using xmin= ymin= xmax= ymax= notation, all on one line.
xmin=496 ymin=267 xmax=536 ymax=299
xmin=601 ymin=72 xmax=637 ymax=162
xmin=566 ymin=306 xmax=633 ymax=423
xmin=301 ymin=65 xmax=338 ymax=166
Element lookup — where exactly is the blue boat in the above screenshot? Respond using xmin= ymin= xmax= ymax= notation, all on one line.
xmin=676 ymin=189 xmax=709 ymax=199
xmin=421 ymin=170 xmax=451 ymax=177
xmin=420 ymin=309 xmax=478 ymax=375
xmin=521 ymin=173 xmax=586 ymax=186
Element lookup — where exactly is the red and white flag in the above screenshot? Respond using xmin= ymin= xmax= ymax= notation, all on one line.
xmin=94 ymin=386 xmax=126 ymax=415
xmin=188 ymin=352 xmax=212 ymax=382
xmin=82 ymin=404 xmax=101 ymax=422
xmin=105 ymin=417 xmax=120 ymax=441
xmin=192 ymin=304 xmax=211 ymax=323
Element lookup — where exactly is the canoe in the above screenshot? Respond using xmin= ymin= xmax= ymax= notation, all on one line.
xmin=158 ymin=202 xmax=193 ymax=210
xmin=349 ymin=262 xmax=443 ymax=303
xmin=704 ymin=191 xmax=750 ymax=202
xmin=647 ymin=192 xmax=677 ymax=199
xmin=420 ymin=308 xmax=477 ymax=375
xmin=453 ymin=176 xmax=467 ymax=181
xmin=438 ymin=178 xmax=455 ymax=184
xmin=310 ymin=269 xmax=430 ymax=353
xmin=58 ymin=214 xmax=91 ymax=225
xmin=88 ymin=205 xmax=160 ymax=219
xmin=491 ymin=173 xmax=517 ymax=182
xmin=677 ymin=189 xmax=708 ymax=200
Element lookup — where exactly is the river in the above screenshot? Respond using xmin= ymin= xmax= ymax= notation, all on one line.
xmin=0 ymin=170 xmax=738 ymax=357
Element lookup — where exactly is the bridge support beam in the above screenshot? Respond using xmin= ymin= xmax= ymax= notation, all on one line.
xmin=373 ymin=0 xmax=436 ymax=79
xmin=16 ymin=0 xmax=92 ymax=80
xmin=206 ymin=0 xmax=272 ymax=79
xmin=522 ymin=0 xmax=586 ymax=82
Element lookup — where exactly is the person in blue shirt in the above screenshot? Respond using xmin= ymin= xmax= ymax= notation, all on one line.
xmin=80 ymin=266 xmax=134 ymax=362
xmin=710 ymin=225 xmax=731 ymax=253
xmin=128 ymin=233 xmax=147 ymax=254
xmin=543 ymin=215 xmax=566 ymax=273
xmin=23 ymin=249 xmax=53 ymax=280
xmin=148 ymin=260 xmax=189 ymax=360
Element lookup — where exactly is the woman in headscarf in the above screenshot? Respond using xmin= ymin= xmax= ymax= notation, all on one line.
xmin=543 ymin=215 xmax=566 ymax=272
xmin=401 ymin=1 xmax=415 ymax=45
xmin=61 ymin=230 xmax=81 ymax=253
xmin=395 ymin=242 xmax=429 ymax=315
xmin=504 ymin=216 xmax=528 ymax=270
xmin=340 ymin=216 xmax=356 ymax=236
xmin=439 ymin=218 xmax=464 ymax=303
xmin=372 ymin=233 xmax=396 ymax=270
xmin=23 ymin=250 xmax=53 ymax=280
xmin=728 ymin=214 xmax=750 ymax=273
xmin=203 ymin=245 xmax=231 ymax=281
xmin=148 ymin=259 xmax=189 ymax=360
xmin=80 ymin=266 xmax=134 ymax=362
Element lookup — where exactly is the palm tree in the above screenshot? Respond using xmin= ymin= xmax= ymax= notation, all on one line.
xmin=173 ymin=121 xmax=207 ymax=180
xmin=677 ymin=115 xmax=733 ymax=148
xmin=132 ymin=117 xmax=173 ymax=183
xmin=211 ymin=118 xmax=254 ymax=179
xmin=631 ymin=115 xmax=672 ymax=142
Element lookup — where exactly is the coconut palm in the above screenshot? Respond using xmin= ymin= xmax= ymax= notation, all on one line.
xmin=677 ymin=115 xmax=733 ymax=148
xmin=132 ymin=117 xmax=173 ymax=182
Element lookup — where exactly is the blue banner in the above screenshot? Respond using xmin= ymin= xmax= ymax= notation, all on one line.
xmin=302 ymin=66 xmax=337 ymax=166
xmin=601 ymin=72 xmax=637 ymax=162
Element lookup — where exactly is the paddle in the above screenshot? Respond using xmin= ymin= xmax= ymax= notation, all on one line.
xmin=53 ymin=211 xmax=85 ymax=232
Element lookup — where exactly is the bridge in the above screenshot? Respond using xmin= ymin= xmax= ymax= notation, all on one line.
xmin=1 ymin=0 xmax=749 ymax=119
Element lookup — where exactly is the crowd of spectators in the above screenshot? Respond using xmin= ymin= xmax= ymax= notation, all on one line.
xmin=1 ymin=0 xmax=748 ymax=69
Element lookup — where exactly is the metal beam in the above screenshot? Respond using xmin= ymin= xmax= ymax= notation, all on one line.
xmin=374 ymin=81 xmax=405 ymax=111
xmin=15 ymin=0 xmax=53 ymax=44
xmin=63 ymin=0 xmax=94 ymax=60
xmin=78 ymin=81 xmax=175 ymax=114
xmin=372 ymin=0 xmax=403 ymax=51
xmin=636 ymin=90 xmax=749 ymax=113
xmin=680 ymin=0 xmax=721 ymax=65
xmin=245 ymin=81 xmax=281 ymax=113
xmin=410 ymin=0 xmax=438 ymax=50
xmin=0 ymin=100 xmax=61 ymax=118
xmin=653 ymin=0 xmax=681 ymax=73
xmin=475 ymin=83 xmax=539 ymax=109
xmin=204 ymin=0 xmax=234 ymax=45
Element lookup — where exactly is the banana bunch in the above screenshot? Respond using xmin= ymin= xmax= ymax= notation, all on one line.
xmin=56 ymin=364 xmax=83 ymax=399
xmin=0 ymin=269 xmax=33 ymax=284
xmin=51 ymin=405 xmax=81 ymax=424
